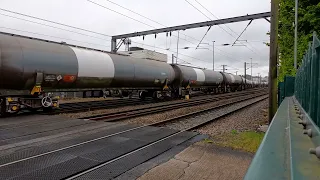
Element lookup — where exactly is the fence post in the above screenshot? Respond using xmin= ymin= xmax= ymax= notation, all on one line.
xmin=310 ymin=36 xmax=318 ymax=121
xmin=313 ymin=33 xmax=320 ymax=126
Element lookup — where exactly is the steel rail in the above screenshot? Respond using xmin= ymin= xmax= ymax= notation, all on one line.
xmin=149 ymin=94 xmax=268 ymax=127
xmin=66 ymin=94 xmax=268 ymax=179
xmin=55 ymin=88 xmax=266 ymax=114
xmin=0 ymin=91 xmax=265 ymax=169
xmin=82 ymin=90 xmax=265 ymax=121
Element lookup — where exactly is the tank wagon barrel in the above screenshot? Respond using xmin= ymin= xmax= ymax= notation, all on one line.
xmin=0 ymin=32 xmax=266 ymax=115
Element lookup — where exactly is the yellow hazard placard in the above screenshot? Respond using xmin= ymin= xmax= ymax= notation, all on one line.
xmin=31 ymin=85 xmax=42 ymax=95
xmin=185 ymin=95 xmax=190 ymax=100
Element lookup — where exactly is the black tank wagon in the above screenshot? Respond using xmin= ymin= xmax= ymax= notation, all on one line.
xmin=0 ymin=32 xmax=261 ymax=115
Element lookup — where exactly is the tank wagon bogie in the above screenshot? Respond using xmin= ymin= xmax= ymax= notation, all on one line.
xmin=0 ymin=32 xmax=266 ymax=115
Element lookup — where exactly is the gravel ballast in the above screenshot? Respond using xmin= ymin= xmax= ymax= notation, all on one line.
xmin=59 ymin=97 xmax=116 ymax=103
xmin=59 ymin=92 xmax=256 ymax=119
xmin=121 ymin=94 xmax=266 ymax=126
xmin=60 ymin=98 xmax=188 ymax=119
xmin=197 ymin=98 xmax=268 ymax=136
xmin=160 ymin=95 xmax=267 ymax=131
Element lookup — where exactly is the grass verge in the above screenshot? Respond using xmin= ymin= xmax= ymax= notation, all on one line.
xmin=212 ymin=130 xmax=265 ymax=153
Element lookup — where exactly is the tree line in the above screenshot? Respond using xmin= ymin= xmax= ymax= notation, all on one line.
xmin=278 ymin=0 xmax=319 ymax=81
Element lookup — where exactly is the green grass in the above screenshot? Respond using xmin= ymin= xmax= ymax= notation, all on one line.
xmin=215 ymin=131 xmax=265 ymax=153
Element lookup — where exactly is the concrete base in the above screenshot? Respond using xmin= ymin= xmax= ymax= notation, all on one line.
xmin=138 ymin=141 xmax=253 ymax=180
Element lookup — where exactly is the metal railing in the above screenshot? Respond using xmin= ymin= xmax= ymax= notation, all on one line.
xmin=244 ymin=32 xmax=320 ymax=179
xmin=295 ymin=32 xmax=320 ymax=127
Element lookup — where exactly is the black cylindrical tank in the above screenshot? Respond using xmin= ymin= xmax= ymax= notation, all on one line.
xmin=109 ymin=54 xmax=175 ymax=88
xmin=202 ymin=70 xmax=223 ymax=86
xmin=172 ymin=65 xmax=223 ymax=87
xmin=232 ymin=74 xmax=243 ymax=84
xmin=0 ymin=33 xmax=176 ymax=91
xmin=220 ymin=72 xmax=234 ymax=85
xmin=0 ymin=33 xmax=79 ymax=90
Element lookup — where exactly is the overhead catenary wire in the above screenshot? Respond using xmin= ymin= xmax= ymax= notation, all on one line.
xmin=130 ymin=40 xmax=211 ymax=64
xmin=194 ymin=0 xmax=239 ymax=37
xmin=0 ymin=27 xmax=111 ymax=48
xmin=86 ymin=0 xmax=198 ymax=46
xmin=88 ymin=0 xmax=246 ymax=63
xmin=232 ymin=20 xmax=253 ymax=46
xmin=102 ymin=0 xmax=211 ymax=45
xmin=186 ymin=0 xmax=242 ymax=41
xmin=0 ymin=8 xmax=113 ymax=38
xmin=194 ymin=0 xmax=263 ymax=55
xmin=185 ymin=0 xmax=262 ymax=57
xmin=86 ymin=0 xmax=240 ymax=62
xmin=0 ymin=13 xmax=111 ymax=42
xmin=0 ymin=8 xmax=212 ymax=64
xmin=0 ymin=26 xmax=210 ymax=66
xmin=0 ymin=6 xmax=241 ymax=64
xmin=184 ymin=0 xmax=212 ymax=20
xmin=195 ymin=26 xmax=212 ymax=49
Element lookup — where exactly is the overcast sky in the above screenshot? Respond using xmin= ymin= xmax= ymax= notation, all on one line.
xmin=1 ymin=0 xmax=271 ymax=77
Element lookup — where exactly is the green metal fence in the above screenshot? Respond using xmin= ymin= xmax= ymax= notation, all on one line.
xmin=278 ymin=76 xmax=295 ymax=105
xmin=245 ymin=32 xmax=320 ymax=179
xmin=295 ymin=32 xmax=320 ymax=127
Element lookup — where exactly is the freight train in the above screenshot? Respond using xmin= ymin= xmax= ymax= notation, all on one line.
xmin=0 ymin=32 xmax=266 ymax=115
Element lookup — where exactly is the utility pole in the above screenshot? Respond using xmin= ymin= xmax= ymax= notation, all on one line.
xmin=172 ymin=54 xmax=174 ymax=64
xmin=212 ymin=41 xmax=215 ymax=71
xmin=245 ymin=60 xmax=257 ymax=84
xmin=269 ymin=0 xmax=279 ymax=123
xmin=244 ymin=62 xmax=247 ymax=89
xmin=221 ymin=65 xmax=227 ymax=73
xmin=176 ymin=31 xmax=180 ymax=64
xmin=244 ymin=59 xmax=258 ymax=86
xmin=294 ymin=0 xmax=298 ymax=69
xmin=250 ymin=58 xmax=253 ymax=82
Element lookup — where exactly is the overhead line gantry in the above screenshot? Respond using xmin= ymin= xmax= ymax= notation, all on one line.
xmin=111 ymin=12 xmax=271 ymax=52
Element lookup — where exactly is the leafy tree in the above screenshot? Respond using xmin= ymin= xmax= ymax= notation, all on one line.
xmin=278 ymin=0 xmax=320 ymax=81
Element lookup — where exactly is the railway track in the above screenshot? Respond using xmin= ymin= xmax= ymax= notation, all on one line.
xmin=65 ymin=93 xmax=268 ymax=179
xmin=53 ymin=90 xmax=234 ymax=114
xmin=153 ymin=94 xmax=268 ymax=130
xmin=0 ymin=92 xmax=267 ymax=179
xmin=80 ymin=88 xmax=266 ymax=121
xmin=55 ymin=97 xmax=156 ymax=114
xmin=67 ymin=93 xmax=268 ymax=179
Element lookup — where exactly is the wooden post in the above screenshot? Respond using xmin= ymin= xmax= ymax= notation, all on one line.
xmin=268 ymin=0 xmax=279 ymax=122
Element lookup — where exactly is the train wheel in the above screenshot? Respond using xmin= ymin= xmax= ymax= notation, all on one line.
xmin=0 ymin=98 xmax=6 ymax=117
xmin=139 ymin=91 xmax=146 ymax=100
xmin=128 ymin=92 xmax=133 ymax=99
